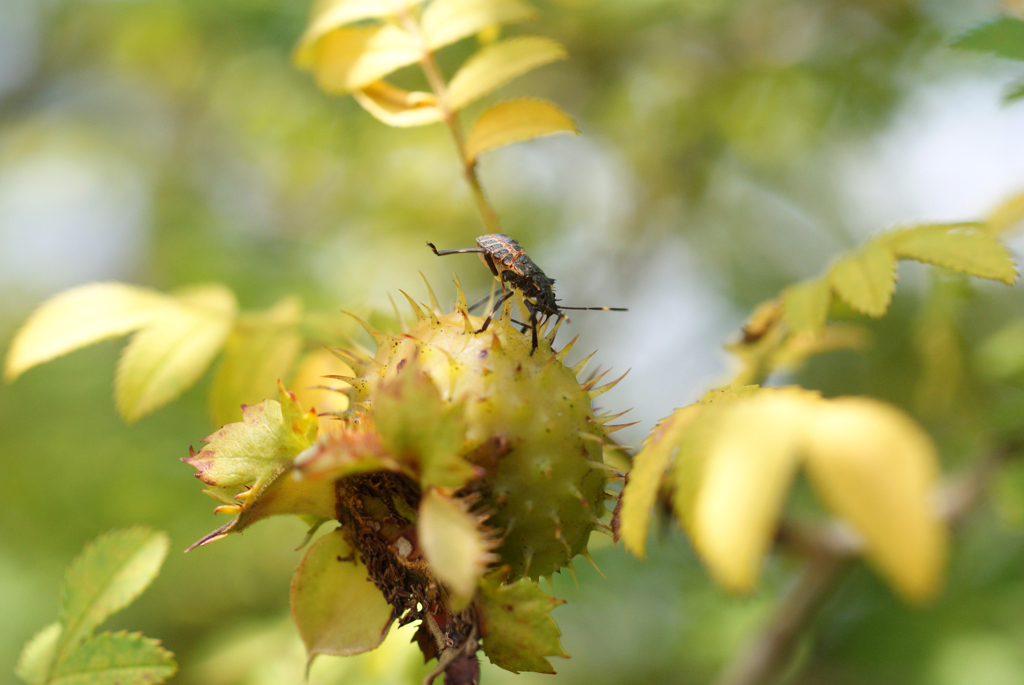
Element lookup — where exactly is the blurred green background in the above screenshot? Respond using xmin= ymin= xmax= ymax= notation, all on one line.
xmin=3 ymin=0 xmax=1024 ymax=683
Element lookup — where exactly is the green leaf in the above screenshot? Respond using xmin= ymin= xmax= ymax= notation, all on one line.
xmin=476 ymin=571 xmax=569 ymax=674
xmin=353 ymin=81 xmax=444 ymax=127
xmin=57 ymin=529 xmax=169 ymax=664
xmin=616 ymin=404 xmax=700 ymax=558
xmin=115 ymin=285 xmax=236 ymax=422
xmin=951 ymin=17 xmax=1024 ymax=62
xmin=803 ymin=398 xmax=946 ymax=603
xmin=464 ymin=98 xmax=578 ymax=163
xmin=418 ymin=489 xmax=493 ymax=606
xmin=209 ymin=297 xmax=303 ymax=427
xmin=4 ymin=283 xmax=171 ymax=382
xmin=828 ymin=242 xmax=897 ymax=316
xmin=49 ymin=632 xmax=175 ymax=685
xmin=422 ymin=0 xmax=538 ymax=51
xmin=16 ymin=622 xmax=62 ymax=684
xmin=885 ymin=223 xmax=1018 ymax=284
xmin=295 ymin=0 xmax=426 ymax=64
xmin=782 ymin=278 xmax=831 ymax=337
xmin=447 ymin=36 xmax=567 ymax=111
xmin=371 ymin=370 xmax=473 ymax=489
xmin=298 ymin=25 xmax=421 ymax=94
xmin=290 ymin=529 xmax=394 ymax=664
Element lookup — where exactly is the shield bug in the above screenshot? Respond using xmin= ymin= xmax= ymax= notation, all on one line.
xmin=427 ymin=233 xmax=626 ymax=353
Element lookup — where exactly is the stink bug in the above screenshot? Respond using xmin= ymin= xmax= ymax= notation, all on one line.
xmin=426 ymin=233 xmax=626 ymax=353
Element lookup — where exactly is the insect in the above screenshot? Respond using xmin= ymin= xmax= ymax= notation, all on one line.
xmin=426 ymin=233 xmax=626 ymax=353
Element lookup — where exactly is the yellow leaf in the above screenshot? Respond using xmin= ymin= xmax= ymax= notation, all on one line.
xmin=353 ymin=81 xmax=444 ymax=127
xmin=294 ymin=0 xmax=426 ymax=65
xmin=290 ymin=348 xmax=354 ymax=434
xmin=885 ymin=223 xmax=1018 ymax=285
xmin=418 ymin=489 xmax=493 ymax=607
xmin=829 ymin=242 xmax=896 ymax=317
xmin=209 ymin=297 xmax=303 ymax=427
xmin=690 ymin=391 xmax=809 ymax=592
xmin=803 ymin=398 xmax=946 ymax=603
xmin=115 ymin=285 xmax=237 ymax=422
xmin=782 ymin=278 xmax=831 ymax=337
xmin=617 ymin=405 xmax=699 ymax=558
xmin=299 ymin=25 xmax=421 ymax=94
xmin=986 ymin=190 xmax=1024 ymax=235
xmin=291 ymin=529 xmax=394 ymax=663
xmin=422 ymin=0 xmax=537 ymax=51
xmin=464 ymin=98 xmax=577 ymax=163
xmin=447 ymin=36 xmax=567 ymax=111
xmin=4 ymin=282 xmax=171 ymax=382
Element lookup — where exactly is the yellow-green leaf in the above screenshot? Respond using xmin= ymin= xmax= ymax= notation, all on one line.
xmin=422 ymin=0 xmax=537 ymax=51
xmin=476 ymin=570 xmax=569 ymax=674
xmin=885 ymin=223 xmax=1018 ymax=285
xmin=986 ymin=191 xmax=1024 ymax=235
xmin=115 ymin=285 xmax=236 ymax=423
xmin=447 ymin=36 xmax=567 ymax=111
xmin=49 ymin=631 xmax=176 ymax=685
xmin=464 ymin=98 xmax=577 ymax=163
xmin=295 ymin=0 xmax=425 ymax=65
xmin=353 ymin=81 xmax=444 ymax=127
xmin=372 ymin=370 xmax=473 ymax=489
xmin=690 ymin=391 xmax=809 ymax=592
xmin=16 ymin=622 xmax=61 ymax=685
xmin=57 ymin=528 xmax=169 ymax=664
xmin=4 ymin=283 xmax=171 ymax=383
xmin=299 ymin=25 xmax=421 ymax=94
xmin=418 ymin=489 xmax=493 ymax=607
xmin=803 ymin=398 xmax=946 ymax=603
xmin=829 ymin=242 xmax=896 ymax=317
xmin=290 ymin=529 xmax=394 ymax=664
xmin=209 ymin=297 xmax=303 ymax=427
xmin=782 ymin=278 xmax=831 ymax=337
xmin=617 ymin=405 xmax=699 ymax=558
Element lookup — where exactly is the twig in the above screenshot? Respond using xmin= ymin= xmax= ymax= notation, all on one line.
xmin=712 ymin=445 xmax=1018 ymax=685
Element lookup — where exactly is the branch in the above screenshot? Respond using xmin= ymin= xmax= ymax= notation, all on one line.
xmin=712 ymin=444 xmax=1017 ymax=685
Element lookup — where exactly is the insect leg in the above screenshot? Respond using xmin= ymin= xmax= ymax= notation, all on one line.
xmin=477 ymin=289 xmax=515 ymax=333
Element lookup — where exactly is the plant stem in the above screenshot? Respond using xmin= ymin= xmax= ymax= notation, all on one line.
xmin=713 ymin=445 xmax=1016 ymax=685
xmin=398 ymin=10 xmax=502 ymax=235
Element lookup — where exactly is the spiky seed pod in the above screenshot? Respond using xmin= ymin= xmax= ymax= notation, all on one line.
xmin=352 ymin=289 xmax=614 ymax=581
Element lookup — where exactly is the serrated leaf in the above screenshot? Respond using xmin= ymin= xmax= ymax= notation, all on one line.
xmin=57 ymin=529 xmax=169 ymax=663
xmin=782 ymin=278 xmax=831 ymax=337
xmin=16 ymin=622 xmax=62 ymax=684
xmin=353 ymin=81 xmax=444 ymax=127
xmin=295 ymin=0 xmax=426 ymax=65
xmin=209 ymin=298 xmax=303 ymax=427
xmin=422 ymin=0 xmax=537 ymax=51
xmin=885 ymin=223 xmax=1018 ymax=284
xmin=4 ymin=283 xmax=171 ymax=382
xmin=951 ymin=17 xmax=1024 ymax=61
xmin=828 ymin=242 xmax=896 ymax=316
xmin=49 ymin=631 xmax=175 ymax=685
xmin=290 ymin=529 xmax=394 ymax=664
xmin=476 ymin=570 xmax=569 ymax=674
xmin=803 ymin=398 xmax=946 ymax=603
xmin=115 ymin=285 xmax=236 ymax=422
xmin=447 ymin=36 xmax=567 ymax=111
xmin=372 ymin=370 xmax=473 ymax=489
xmin=464 ymin=98 xmax=577 ymax=163
xmin=418 ymin=490 xmax=493 ymax=606
xmin=690 ymin=391 xmax=810 ymax=592
xmin=617 ymin=404 xmax=700 ymax=558
xmin=299 ymin=25 xmax=421 ymax=94
xmin=769 ymin=324 xmax=869 ymax=373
